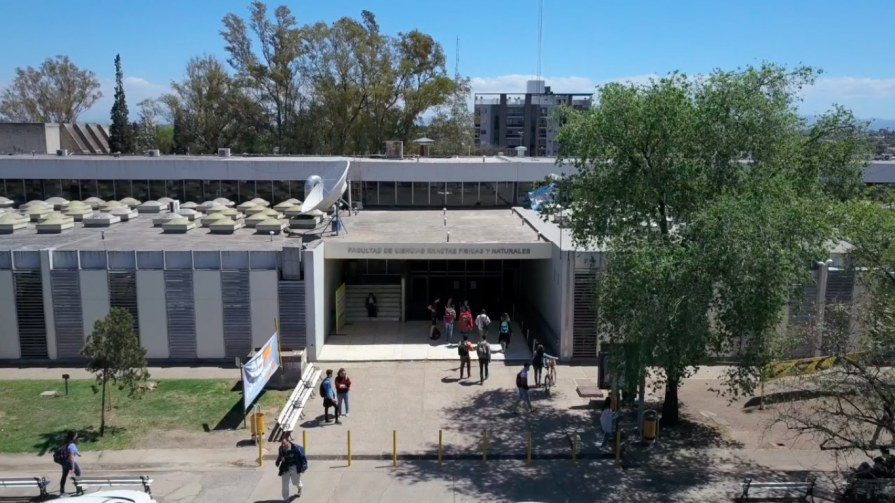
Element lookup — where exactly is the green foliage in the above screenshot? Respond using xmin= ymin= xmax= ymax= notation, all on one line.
xmin=134 ymin=99 xmax=162 ymax=152
xmin=427 ymin=77 xmax=475 ymax=156
xmin=109 ymin=54 xmax=135 ymax=154
xmin=81 ymin=308 xmax=149 ymax=435
xmin=0 ymin=55 xmax=102 ymax=123
xmin=555 ymin=64 xmax=871 ymax=423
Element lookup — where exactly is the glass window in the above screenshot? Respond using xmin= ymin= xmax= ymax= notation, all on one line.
xmin=238 ymin=180 xmax=255 ymax=202
xmin=273 ymin=181 xmax=289 ymax=204
xmin=412 ymin=182 xmax=429 ymax=206
xmin=431 ymin=182 xmax=446 ymax=207
xmin=167 ymin=180 xmax=184 ymax=200
xmin=184 ymin=180 xmax=202 ymax=203
xmin=379 ymin=182 xmax=395 ymax=206
xmin=467 ymin=260 xmax=484 ymax=272
xmin=256 ymin=180 xmax=273 ymax=203
xmin=445 ymin=182 xmax=463 ymax=207
xmin=98 ymin=180 xmax=115 ymax=200
xmin=479 ymin=182 xmax=496 ymax=207
xmin=149 ymin=180 xmax=166 ymax=200
xmin=517 ymin=182 xmax=534 ymax=206
xmin=204 ymin=180 xmax=220 ymax=201
xmin=61 ymin=180 xmax=79 ymax=200
xmin=396 ymin=182 xmax=412 ymax=206
xmin=362 ymin=181 xmax=377 ymax=206
xmin=367 ymin=260 xmax=387 ymax=274
xmin=5 ymin=179 xmax=24 ymax=204
xmin=44 ymin=179 xmax=62 ymax=198
xmin=24 ymin=180 xmax=44 ymax=201
xmin=132 ymin=180 xmax=149 ymax=201
xmin=113 ymin=180 xmax=131 ymax=200
xmin=497 ymin=182 xmax=514 ymax=206
xmin=79 ymin=179 xmax=98 ymax=199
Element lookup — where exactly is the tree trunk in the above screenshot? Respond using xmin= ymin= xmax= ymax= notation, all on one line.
xmin=661 ymin=376 xmax=680 ymax=426
xmin=100 ymin=376 xmax=107 ymax=437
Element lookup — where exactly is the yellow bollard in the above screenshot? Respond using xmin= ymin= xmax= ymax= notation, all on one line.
xmin=526 ymin=432 xmax=532 ymax=465
xmin=302 ymin=430 xmax=307 ymax=452
xmin=572 ymin=433 xmax=578 ymax=464
xmin=438 ymin=430 xmax=443 ymax=467
xmin=482 ymin=430 xmax=488 ymax=463
xmin=347 ymin=430 xmax=352 ymax=467
xmin=392 ymin=430 xmax=397 ymax=467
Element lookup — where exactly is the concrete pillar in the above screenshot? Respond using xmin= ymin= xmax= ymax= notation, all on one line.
xmin=194 ymin=270 xmax=224 ymax=359
xmin=250 ymin=270 xmax=279 ymax=348
xmin=303 ymin=241 xmax=326 ymax=362
xmin=136 ymin=270 xmax=169 ymax=359
xmin=80 ymin=270 xmax=110 ymax=337
xmin=559 ymin=250 xmax=575 ymax=360
xmin=0 ymin=270 xmax=20 ymax=359
xmin=39 ymin=250 xmax=57 ymax=360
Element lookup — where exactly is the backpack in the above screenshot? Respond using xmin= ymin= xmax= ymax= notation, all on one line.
xmin=500 ymin=321 xmax=510 ymax=334
xmin=319 ymin=378 xmax=327 ymax=397
xmin=476 ymin=342 xmax=488 ymax=359
xmin=53 ymin=444 xmax=67 ymax=465
xmin=516 ymin=371 xmax=524 ymax=388
xmin=458 ymin=343 xmax=469 ymax=357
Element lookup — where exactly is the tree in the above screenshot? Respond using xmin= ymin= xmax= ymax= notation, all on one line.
xmin=427 ymin=77 xmax=474 ymax=156
xmin=109 ymin=54 xmax=135 ymax=154
xmin=0 ymin=55 xmax=102 ymax=123
xmin=81 ymin=308 xmax=150 ymax=436
xmin=134 ymin=99 xmax=161 ymax=152
xmin=554 ymin=65 xmax=870 ymax=425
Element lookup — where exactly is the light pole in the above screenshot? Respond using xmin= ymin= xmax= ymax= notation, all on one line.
xmin=815 ymin=258 xmax=834 ymax=356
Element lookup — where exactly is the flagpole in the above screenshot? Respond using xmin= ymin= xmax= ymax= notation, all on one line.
xmin=275 ymin=317 xmax=282 ymax=367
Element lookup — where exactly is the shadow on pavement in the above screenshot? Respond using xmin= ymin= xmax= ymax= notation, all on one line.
xmin=742 ymin=389 xmax=830 ymax=409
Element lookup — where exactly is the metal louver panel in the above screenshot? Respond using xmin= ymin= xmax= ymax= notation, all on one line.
xmin=278 ymin=281 xmax=306 ymax=349
xmin=51 ymin=270 xmax=84 ymax=359
xmin=109 ymin=272 xmax=140 ymax=338
xmin=572 ymin=271 xmax=598 ymax=360
xmin=14 ymin=271 xmax=48 ymax=359
xmin=165 ymin=270 xmax=196 ymax=359
xmin=827 ymin=270 xmax=855 ymax=304
xmin=222 ymin=270 xmax=251 ymax=357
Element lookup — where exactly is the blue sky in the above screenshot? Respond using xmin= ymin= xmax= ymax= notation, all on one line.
xmin=1 ymin=0 xmax=893 ymax=123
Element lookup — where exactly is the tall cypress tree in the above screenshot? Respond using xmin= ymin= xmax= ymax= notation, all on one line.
xmin=109 ymin=54 xmax=134 ymax=153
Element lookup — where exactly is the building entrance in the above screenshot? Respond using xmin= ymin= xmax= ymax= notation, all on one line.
xmin=407 ymin=260 xmax=519 ymax=322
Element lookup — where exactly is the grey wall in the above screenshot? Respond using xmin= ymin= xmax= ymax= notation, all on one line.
xmin=0 ymin=270 xmax=20 ymax=358
xmin=194 ymin=270 xmax=225 ymax=359
xmin=303 ymin=241 xmax=325 ymax=361
xmin=80 ymin=270 xmax=110 ymax=338
xmin=250 ymin=270 xmax=279 ymax=348
xmin=0 ymin=123 xmax=51 ymax=154
xmin=136 ymin=270 xmax=169 ymax=359
xmin=322 ymin=256 xmax=345 ymax=341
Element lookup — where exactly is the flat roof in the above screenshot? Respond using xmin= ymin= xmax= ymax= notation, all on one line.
xmin=0 ymin=208 xmax=543 ymax=252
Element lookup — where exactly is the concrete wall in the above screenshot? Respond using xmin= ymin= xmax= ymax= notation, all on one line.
xmin=0 ymin=123 xmax=50 ymax=154
xmin=250 ymin=270 xmax=279 ymax=348
xmin=193 ymin=270 xmax=224 ymax=359
xmin=520 ymin=256 xmax=563 ymax=351
xmin=39 ymin=250 xmax=57 ymax=360
xmin=322 ymin=257 xmax=345 ymax=341
xmin=80 ymin=270 xmax=110 ymax=336
xmin=45 ymin=124 xmax=61 ymax=154
xmin=0 ymin=270 xmax=20 ymax=359
xmin=136 ymin=270 xmax=169 ymax=359
xmin=303 ymin=241 xmax=326 ymax=361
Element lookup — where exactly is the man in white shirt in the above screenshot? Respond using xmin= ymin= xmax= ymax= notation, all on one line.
xmin=600 ymin=402 xmax=619 ymax=448
xmin=475 ymin=309 xmax=491 ymax=338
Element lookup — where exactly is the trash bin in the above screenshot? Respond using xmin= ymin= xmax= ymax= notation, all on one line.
xmin=642 ymin=409 xmax=658 ymax=442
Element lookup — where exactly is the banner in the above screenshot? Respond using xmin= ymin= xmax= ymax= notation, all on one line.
xmin=528 ymin=183 xmax=556 ymax=211
xmin=242 ymin=332 xmax=281 ymax=411
xmin=335 ymin=283 xmax=347 ymax=333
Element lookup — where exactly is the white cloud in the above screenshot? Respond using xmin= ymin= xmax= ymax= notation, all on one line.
xmin=808 ymin=77 xmax=895 ymax=98
xmin=80 ymin=76 xmax=170 ymax=123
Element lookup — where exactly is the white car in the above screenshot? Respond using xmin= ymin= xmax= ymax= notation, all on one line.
xmin=56 ymin=489 xmax=157 ymax=503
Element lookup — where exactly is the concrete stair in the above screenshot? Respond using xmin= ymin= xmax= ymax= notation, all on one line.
xmin=345 ymin=284 xmax=401 ymax=322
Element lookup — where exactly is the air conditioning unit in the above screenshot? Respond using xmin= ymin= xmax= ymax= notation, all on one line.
xmin=146 ymin=149 xmax=160 ymax=157
xmin=218 ymin=148 xmax=231 ymax=158
xmin=56 ymin=149 xmax=68 ymax=157
xmin=385 ymin=141 xmax=403 ymax=160
xmin=169 ymin=200 xmax=180 ymax=212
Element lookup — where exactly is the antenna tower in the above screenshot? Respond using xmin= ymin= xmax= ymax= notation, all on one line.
xmin=536 ymin=0 xmax=543 ymax=82
xmin=455 ymin=36 xmax=460 ymax=78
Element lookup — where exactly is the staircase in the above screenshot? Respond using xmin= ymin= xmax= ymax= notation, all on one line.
xmin=345 ymin=284 xmax=401 ymax=322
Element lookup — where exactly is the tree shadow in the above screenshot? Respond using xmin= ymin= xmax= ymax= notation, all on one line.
xmin=743 ymin=390 xmax=831 ymax=409
xmin=33 ymin=425 xmax=125 ymax=455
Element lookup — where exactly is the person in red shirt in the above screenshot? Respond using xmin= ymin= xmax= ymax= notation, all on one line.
xmin=335 ymin=368 xmax=352 ymax=418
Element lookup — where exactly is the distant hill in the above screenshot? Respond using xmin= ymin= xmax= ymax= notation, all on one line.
xmin=803 ymin=115 xmax=895 ymax=131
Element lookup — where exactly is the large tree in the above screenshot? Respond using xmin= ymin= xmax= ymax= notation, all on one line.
xmin=555 ymin=65 xmax=870 ymax=424
xmin=81 ymin=308 xmax=150 ymax=437
xmin=0 ymin=55 xmax=102 ymax=123
xmin=134 ymin=99 xmax=161 ymax=152
xmin=426 ymin=77 xmax=474 ymax=156
xmin=109 ymin=54 xmax=135 ymax=154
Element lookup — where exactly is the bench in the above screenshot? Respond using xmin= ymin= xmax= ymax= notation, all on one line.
xmin=739 ymin=476 xmax=815 ymax=502
xmin=72 ymin=475 xmax=153 ymax=496
xmin=276 ymin=363 xmax=322 ymax=434
xmin=0 ymin=477 xmax=49 ymax=497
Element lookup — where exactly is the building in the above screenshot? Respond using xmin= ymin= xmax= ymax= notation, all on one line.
xmin=0 ymin=122 xmax=111 ymax=155
xmin=474 ymin=79 xmax=592 ymax=157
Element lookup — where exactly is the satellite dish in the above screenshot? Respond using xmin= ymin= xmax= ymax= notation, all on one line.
xmin=300 ymin=161 xmax=350 ymax=214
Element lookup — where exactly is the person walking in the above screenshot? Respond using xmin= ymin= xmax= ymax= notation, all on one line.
xmin=497 ymin=313 xmax=512 ymax=352
xmin=457 ymin=334 xmax=472 ymax=379
xmin=365 ymin=292 xmax=377 ymax=319
xmin=427 ymin=298 xmax=441 ymax=339
xmin=531 ymin=344 xmax=559 ymax=386
xmin=335 ymin=368 xmax=351 ymax=418
xmin=275 ymin=433 xmax=308 ymax=501
xmin=320 ymin=369 xmax=340 ymax=424
xmin=443 ymin=302 xmax=457 ymax=343
xmin=600 ymin=400 xmax=620 ymax=448
xmin=458 ymin=307 xmax=474 ymax=340
xmin=476 ymin=334 xmax=492 ymax=384
xmin=57 ymin=430 xmax=81 ymax=495
xmin=475 ymin=309 xmax=491 ymax=339
xmin=515 ymin=363 xmax=533 ymax=413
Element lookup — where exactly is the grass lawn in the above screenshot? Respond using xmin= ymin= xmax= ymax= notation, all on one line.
xmin=0 ymin=379 xmax=292 ymax=454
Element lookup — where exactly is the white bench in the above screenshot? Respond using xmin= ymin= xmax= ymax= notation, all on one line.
xmin=0 ymin=477 xmax=49 ymax=497
xmin=277 ymin=364 xmax=322 ymax=434
xmin=739 ymin=477 xmax=815 ymax=502
xmin=73 ymin=475 xmax=153 ymax=495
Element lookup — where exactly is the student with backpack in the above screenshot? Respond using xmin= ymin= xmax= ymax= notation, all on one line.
xmin=497 ymin=313 xmax=512 ymax=352
xmin=476 ymin=335 xmax=492 ymax=383
xmin=320 ymin=369 xmax=340 ymax=424
xmin=457 ymin=334 xmax=472 ymax=379
xmin=54 ymin=430 xmax=81 ymax=495
xmin=515 ymin=363 xmax=533 ymax=413
xmin=276 ymin=433 xmax=308 ymax=501
xmin=475 ymin=309 xmax=491 ymax=338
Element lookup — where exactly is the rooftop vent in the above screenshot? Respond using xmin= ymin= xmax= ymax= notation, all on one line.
xmin=515 ymin=146 xmax=528 ymax=157
xmin=146 ymin=149 xmax=160 ymax=157
xmin=56 ymin=149 xmax=68 ymax=157
xmin=218 ymin=148 xmax=231 ymax=158
xmin=385 ymin=140 xmax=404 ymax=160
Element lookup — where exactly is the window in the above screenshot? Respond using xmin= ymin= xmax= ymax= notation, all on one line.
xmin=79 ymin=179 xmax=98 ymax=200
xmin=256 ymin=180 xmax=273 ymax=204
xmin=445 ymin=182 xmax=462 ymax=207
xmin=204 ymin=180 xmax=221 ymax=201
xmin=379 ymin=182 xmax=396 ymax=206
xmin=5 ymin=179 xmax=24 ymax=204
xmin=362 ymin=181 xmax=377 ymax=206
xmin=113 ymin=180 xmax=132 ymax=199
xmin=516 ymin=182 xmax=534 ymax=206
xmin=44 ymin=179 xmax=62 ymax=198
xmin=497 ymin=182 xmax=514 ymax=206
xmin=98 ymin=180 xmax=115 ymax=201
xmin=149 ymin=180 xmax=166 ymax=200
xmin=412 ymin=182 xmax=429 ymax=206
xmin=431 ymin=182 xmax=446 ymax=207
xmin=479 ymin=182 xmax=496 ymax=207
xmin=396 ymin=182 xmax=412 ymax=206
xmin=183 ymin=180 xmax=202 ymax=202
xmin=167 ymin=180 xmax=185 ymax=200
xmin=273 ymin=181 xmax=290 ymax=203
xmin=238 ymin=180 xmax=255 ymax=202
